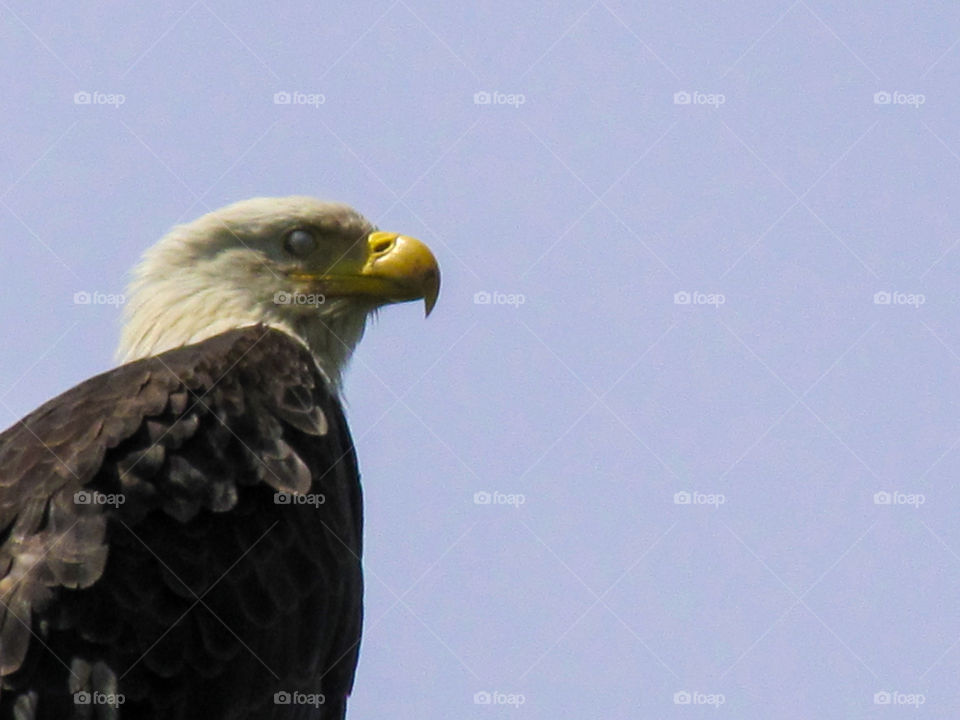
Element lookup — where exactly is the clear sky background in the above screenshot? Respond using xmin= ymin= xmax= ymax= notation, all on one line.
xmin=2 ymin=1 xmax=960 ymax=718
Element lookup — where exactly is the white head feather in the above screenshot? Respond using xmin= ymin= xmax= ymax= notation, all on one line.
xmin=117 ymin=197 xmax=377 ymax=389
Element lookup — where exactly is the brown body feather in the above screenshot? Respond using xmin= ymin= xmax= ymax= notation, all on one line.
xmin=0 ymin=325 xmax=363 ymax=719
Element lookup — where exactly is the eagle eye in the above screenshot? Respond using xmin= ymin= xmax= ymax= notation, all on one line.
xmin=284 ymin=229 xmax=317 ymax=257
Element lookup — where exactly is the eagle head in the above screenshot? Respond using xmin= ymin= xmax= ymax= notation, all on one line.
xmin=117 ymin=196 xmax=440 ymax=387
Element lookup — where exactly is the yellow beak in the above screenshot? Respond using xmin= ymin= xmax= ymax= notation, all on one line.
xmin=299 ymin=231 xmax=440 ymax=316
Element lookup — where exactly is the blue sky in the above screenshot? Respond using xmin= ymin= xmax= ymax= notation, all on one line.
xmin=3 ymin=1 xmax=960 ymax=717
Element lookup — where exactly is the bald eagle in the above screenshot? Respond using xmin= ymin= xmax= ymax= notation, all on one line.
xmin=0 ymin=197 xmax=440 ymax=720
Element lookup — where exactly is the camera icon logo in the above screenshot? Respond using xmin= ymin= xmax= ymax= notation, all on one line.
xmin=873 ymin=491 xmax=892 ymax=505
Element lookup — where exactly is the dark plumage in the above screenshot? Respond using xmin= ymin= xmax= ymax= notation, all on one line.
xmin=0 ymin=326 xmax=362 ymax=719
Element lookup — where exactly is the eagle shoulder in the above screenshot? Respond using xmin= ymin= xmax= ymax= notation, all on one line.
xmin=0 ymin=325 xmax=362 ymax=717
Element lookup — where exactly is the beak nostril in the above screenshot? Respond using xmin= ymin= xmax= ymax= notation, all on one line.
xmin=372 ymin=240 xmax=393 ymax=254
